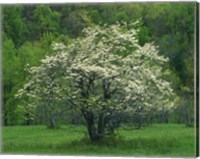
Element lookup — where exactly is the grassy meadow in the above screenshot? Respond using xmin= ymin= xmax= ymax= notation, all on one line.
xmin=2 ymin=124 xmax=196 ymax=157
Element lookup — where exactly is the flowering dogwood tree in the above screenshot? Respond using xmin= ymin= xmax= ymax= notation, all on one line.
xmin=16 ymin=22 xmax=176 ymax=141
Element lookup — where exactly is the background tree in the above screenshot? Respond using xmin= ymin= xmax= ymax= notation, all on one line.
xmin=16 ymin=44 xmax=67 ymax=128
xmin=3 ymin=5 xmax=27 ymax=47
xmin=3 ymin=37 xmax=20 ymax=125
xmin=140 ymin=3 xmax=195 ymax=125
xmin=33 ymin=5 xmax=61 ymax=38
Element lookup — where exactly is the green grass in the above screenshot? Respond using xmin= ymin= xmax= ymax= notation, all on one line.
xmin=2 ymin=124 xmax=196 ymax=157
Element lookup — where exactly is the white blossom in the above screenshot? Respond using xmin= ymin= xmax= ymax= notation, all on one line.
xmin=16 ymin=22 xmax=177 ymax=127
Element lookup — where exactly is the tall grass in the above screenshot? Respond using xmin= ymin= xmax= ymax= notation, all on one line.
xmin=2 ymin=124 xmax=196 ymax=157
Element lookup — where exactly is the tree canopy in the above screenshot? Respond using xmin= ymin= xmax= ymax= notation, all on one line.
xmin=16 ymin=23 xmax=177 ymax=141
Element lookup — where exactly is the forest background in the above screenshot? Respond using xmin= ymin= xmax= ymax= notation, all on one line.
xmin=2 ymin=2 xmax=197 ymax=127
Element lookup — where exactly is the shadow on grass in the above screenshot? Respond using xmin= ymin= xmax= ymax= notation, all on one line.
xmin=56 ymin=135 xmax=178 ymax=156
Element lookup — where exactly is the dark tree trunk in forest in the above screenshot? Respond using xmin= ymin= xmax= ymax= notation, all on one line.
xmin=25 ymin=112 xmax=31 ymax=125
xmin=49 ymin=112 xmax=56 ymax=128
xmin=4 ymin=117 xmax=8 ymax=126
xmin=160 ymin=110 xmax=169 ymax=123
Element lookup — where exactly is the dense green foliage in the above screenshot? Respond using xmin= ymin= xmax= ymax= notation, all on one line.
xmin=2 ymin=3 xmax=196 ymax=128
xmin=2 ymin=124 xmax=196 ymax=156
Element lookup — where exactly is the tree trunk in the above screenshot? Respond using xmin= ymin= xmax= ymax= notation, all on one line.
xmin=82 ymin=110 xmax=104 ymax=142
xmin=49 ymin=113 xmax=56 ymax=128
xmin=25 ymin=112 xmax=31 ymax=125
xmin=4 ymin=116 xmax=8 ymax=126
xmin=98 ymin=113 xmax=105 ymax=135
xmin=87 ymin=122 xmax=98 ymax=141
xmin=84 ymin=111 xmax=98 ymax=141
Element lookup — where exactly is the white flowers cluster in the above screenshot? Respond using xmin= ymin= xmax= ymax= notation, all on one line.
xmin=52 ymin=42 xmax=67 ymax=51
